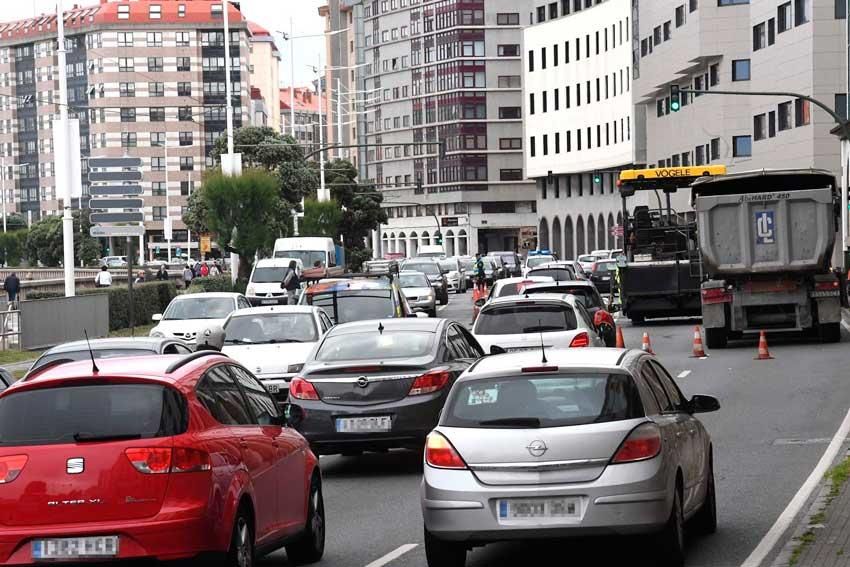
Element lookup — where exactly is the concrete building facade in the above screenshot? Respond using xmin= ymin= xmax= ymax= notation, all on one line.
xmin=247 ymin=21 xmax=281 ymax=131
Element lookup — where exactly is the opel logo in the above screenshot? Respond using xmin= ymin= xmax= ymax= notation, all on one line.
xmin=356 ymin=376 xmax=369 ymax=389
xmin=526 ymin=440 xmax=548 ymax=458
xmin=66 ymin=458 xmax=84 ymax=475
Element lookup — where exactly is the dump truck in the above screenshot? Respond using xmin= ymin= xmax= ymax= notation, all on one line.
xmin=692 ymin=169 xmax=842 ymax=347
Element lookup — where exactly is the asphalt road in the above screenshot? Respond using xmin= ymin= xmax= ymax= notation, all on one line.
xmin=260 ymin=291 xmax=850 ymax=567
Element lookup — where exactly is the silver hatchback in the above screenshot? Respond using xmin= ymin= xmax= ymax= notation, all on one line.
xmin=421 ymin=348 xmax=719 ymax=567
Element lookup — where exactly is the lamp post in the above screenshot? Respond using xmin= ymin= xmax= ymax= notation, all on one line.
xmin=0 ymin=160 xmax=30 ymax=234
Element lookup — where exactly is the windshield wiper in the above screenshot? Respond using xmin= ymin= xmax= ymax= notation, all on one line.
xmin=522 ymin=326 xmax=563 ymax=333
xmin=478 ymin=417 xmax=541 ymax=428
xmin=73 ymin=432 xmax=142 ymax=443
xmin=225 ymin=338 xmax=246 ymax=344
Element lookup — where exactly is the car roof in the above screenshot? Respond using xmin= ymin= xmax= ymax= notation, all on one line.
xmin=495 ymin=276 xmax=553 ymax=286
xmin=530 ymin=264 xmax=572 ymax=270
xmin=462 ymin=348 xmax=633 ymax=379
xmin=42 ymin=337 xmax=177 ymax=354
xmin=174 ymin=292 xmax=242 ymax=299
xmin=255 ymin=258 xmax=300 ymax=267
xmin=523 ymin=280 xmax=595 ymax=290
xmin=327 ymin=317 xmax=443 ymax=335
xmin=229 ymin=305 xmax=318 ymax=317
xmin=307 ymin=279 xmax=392 ymax=293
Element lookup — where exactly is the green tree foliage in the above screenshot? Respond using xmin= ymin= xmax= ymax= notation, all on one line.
xmin=25 ymin=210 xmax=101 ymax=267
xmin=301 ymin=199 xmax=343 ymax=239
xmin=200 ymin=169 xmax=279 ymax=279
xmin=5 ymin=213 xmax=26 ymax=231
xmin=183 ymin=188 xmax=210 ymax=235
xmin=0 ymin=230 xmax=27 ymax=266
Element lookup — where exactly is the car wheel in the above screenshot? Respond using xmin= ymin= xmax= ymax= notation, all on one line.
xmin=818 ymin=322 xmax=841 ymax=344
xmin=429 ymin=309 xmax=437 ymax=318
xmin=424 ymin=527 xmax=466 ymax=567
xmin=656 ymin=485 xmax=685 ymax=567
xmin=705 ymin=327 xmax=728 ymax=349
xmin=286 ymin=475 xmax=325 ymax=565
xmin=225 ymin=507 xmax=254 ymax=567
xmin=440 ymin=293 xmax=448 ymax=306
xmin=693 ymin=455 xmax=717 ymax=535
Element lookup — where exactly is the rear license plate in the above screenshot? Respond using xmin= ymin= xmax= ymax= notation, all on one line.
xmin=497 ymin=498 xmax=580 ymax=524
xmin=265 ymin=383 xmax=280 ymax=394
xmin=261 ymin=299 xmax=278 ymax=305
xmin=602 ymin=276 xmax=611 ymax=281
xmin=507 ymin=346 xmax=548 ymax=353
xmin=335 ymin=416 xmax=392 ymax=433
xmin=32 ymin=536 xmax=119 ymax=560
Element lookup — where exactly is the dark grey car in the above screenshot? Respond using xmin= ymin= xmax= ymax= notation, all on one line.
xmin=288 ymin=318 xmax=484 ymax=455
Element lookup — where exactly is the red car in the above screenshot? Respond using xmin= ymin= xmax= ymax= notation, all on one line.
xmin=0 ymin=352 xmax=323 ymax=567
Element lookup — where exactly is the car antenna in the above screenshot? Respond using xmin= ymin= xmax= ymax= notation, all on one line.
xmin=83 ymin=329 xmax=100 ymax=374
xmin=538 ymin=319 xmax=548 ymax=364
xmin=378 ymin=322 xmax=385 ymax=335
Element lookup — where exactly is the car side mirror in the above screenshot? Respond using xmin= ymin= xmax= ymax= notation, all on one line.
xmin=489 ymin=345 xmax=507 ymax=355
xmin=281 ymin=403 xmax=306 ymax=428
xmin=474 ymin=298 xmax=486 ymax=308
xmin=688 ymin=395 xmax=720 ymax=414
xmin=152 ymin=313 xmax=163 ymax=322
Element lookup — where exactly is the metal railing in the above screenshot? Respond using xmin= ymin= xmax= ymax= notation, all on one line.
xmin=0 ymin=303 xmax=21 ymax=351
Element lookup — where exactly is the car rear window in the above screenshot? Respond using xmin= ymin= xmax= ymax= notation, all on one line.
xmin=525 ymin=287 xmax=601 ymax=308
xmin=308 ymin=290 xmax=396 ymax=323
xmin=528 ymin=268 xmax=574 ymax=281
xmin=475 ymin=304 xmax=577 ymax=335
xmin=403 ymin=262 xmax=440 ymax=275
xmin=315 ymin=331 xmax=435 ymax=362
xmin=0 ymin=384 xmax=187 ymax=446
xmin=526 ymin=256 xmax=555 ymax=268
xmin=443 ymin=374 xmax=644 ymax=428
xmin=30 ymin=349 xmax=157 ymax=375
xmin=594 ymin=262 xmax=616 ymax=273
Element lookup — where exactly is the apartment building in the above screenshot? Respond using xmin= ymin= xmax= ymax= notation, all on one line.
xmin=247 ymin=21 xmax=281 ymax=131
xmin=0 ymin=0 xmax=249 ymax=259
xmin=524 ymin=0 xmax=637 ymax=259
xmin=280 ymin=86 xmax=328 ymax=156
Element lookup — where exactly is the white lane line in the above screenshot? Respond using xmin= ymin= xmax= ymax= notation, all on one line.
xmin=842 ymin=319 xmax=850 ymax=333
xmin=740 ymin=408 xmax=850 ymax=567
xmin=677 ymin=370 xmax=691 ymax=379
xmin=437 ymin=304 xmax=448 ymax=312
xmin=363 ymin=544 xmax=418 ymax=567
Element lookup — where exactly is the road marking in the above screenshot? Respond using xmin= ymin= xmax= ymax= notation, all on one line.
xmin=842 ymin=319 xmax=850 ymax=333
xmin=677 ymin=370 xmax=691 ymax=379
xmin=363 ymin=544 xmax=418 ymax=567
xmin=740 ymin=408 xmax=850 ymax=567
xmin=437 ymin=304 xmax=448 ymax=312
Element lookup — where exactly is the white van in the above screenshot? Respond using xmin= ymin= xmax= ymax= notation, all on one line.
xmin=246 ymin=258 xmax=304 ymax=306
xmin=273 ymin=237 xmax=344 ymax=280
xmin=416 ymin=245 xmax=446 ymax=259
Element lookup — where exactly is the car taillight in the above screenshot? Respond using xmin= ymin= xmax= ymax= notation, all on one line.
xmin=425 ymin=432 xmax=467 ymax=469
xmin=570 ymin=332 xmax=590 ymax=348
xmin=0 ymin=455 xmax=28 ymax=484
xmin=593 ymin=310 xmax=614 ymax=328
xmin=171 ymin=448 xmax=211 ymax=473
xmin=815 ymin=280 xmax=840 ymax=291
xmin=409 ymin=369 xmax=451 ymax=396
xmin=125 ymin=448 xmax=172 ymax=474
xmin=290 ymin=377 xmax=320 ymax=400
xmin=701 ymin=287 xmax=731 ymax=305
xmin=612 ymin=423 xmax=662 ymax=464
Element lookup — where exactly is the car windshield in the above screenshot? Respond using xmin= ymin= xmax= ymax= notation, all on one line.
xmin=224 ymin=313 xmax=318 ymax=344
xmin=308 ymin=290 xmax=396 ymax=324
xmin=163 ymin=297 xmax=235 ymax=320
xmin=475 ymin=304 xmax=577 ymax=335
xmin=0 ymin=384 xmax=187 ymax=446
xmin=403 ymin=262 xmax=440 ymax=275
xmin=315 ymin=330 xmax=435 ymax=362
xmin=275 ymin=250 xmax=326 ymax=267
xmin=526 ymin=286 xmax=601 ymax=308
xmin=399 ymin=273 xmax=431 ymax=288
xmin=442 ymin=374 xmax=644 ymax=428
xmin=528 ymin=268 xmax=575 ymax=281
xmin=526 ymin=256 xmax=555 ymax=268
xmin=578 ymin=255 xmax=599 ymax=263
xmin=459 ymin=258 xmax=475 ymax=270
xmin=30 ymin=348 xmax=157 ymax=374
xmin=495 ymin=282 xmax=541 ymax=298
xmin=493 ymin=253 xmax=517 ymax=266
xmin=252 ymin=267 xmax=289 ymax=283
xmin=594 ymin=262 xmax=616 ymax=274
xmin=439 ymin=260 xmax=458 ymax=272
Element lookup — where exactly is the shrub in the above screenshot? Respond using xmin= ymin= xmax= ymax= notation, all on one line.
xmin=186 ymin=276 xmax=233 ymax=293
xmin=25 ymin=291 xmax=64 ymax=300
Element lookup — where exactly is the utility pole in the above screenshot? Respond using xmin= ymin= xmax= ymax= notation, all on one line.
xmin=317 ymin=58 xmax=327 ymax=202
xmin=57 ymin=0 xmax=75 ymax=297
xmin=336 ymin=78 xmax=343 ymax=159
xmin=289 ymin=18 xmax=296 ymax=138
xmin=164 ymin=138 xmax=171 ymax=263
xmin=223 ymin=0 xmax=235 ymax=158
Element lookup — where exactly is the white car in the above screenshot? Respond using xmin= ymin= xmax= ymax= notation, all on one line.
xmin=486 ymin=276 xmax=555 ymax=302
xmin=150 ymin=292 xmax=250 ymax=341
xmin=522 ymin=254 xmax=556 ymax=276
xmin=439 ymin=257 xmax=468 ymax=294
xmin=577 ymin=254 xmax=602 ymax=275
xmin=222 ymin=306 xmax=334 ymax=400
xmin=246 ymin=257 xmax=304 ymax=306
xmin=472 ymin=293 xmax=605 ymax=354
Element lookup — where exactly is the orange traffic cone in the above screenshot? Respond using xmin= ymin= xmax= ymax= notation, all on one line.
xmin=690 ymin=326 xmax=707 ymax=358
xmin=641 ymin=332 xmax=654 ymax=354
xmin=615 ymin=326 xmax=626 ymax=349
xmin=755 ymin=331 xmax=774 ymax=360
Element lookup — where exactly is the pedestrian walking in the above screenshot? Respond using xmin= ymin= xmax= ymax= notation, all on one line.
xmin=281 ymin=260 xmax=301 ymax=305
xmin=94 ymin=265 xmax=112 ymax=288
xmin=193 ymin=262 xmax=202 ymax=278
xmin=182 ymin=264 xmax=194 ymax=289
xmin=3 ymin=272 xmax=20 ymax=306
xmin=156 ymin=265 xmax=168 ymax=281
xmin=200 ymin=262 xmax=210 ymax=277
xmin=209 ymin=262 xmax=221 ymax=277
xmin=134 ymin=270 xmax=146 ymax=285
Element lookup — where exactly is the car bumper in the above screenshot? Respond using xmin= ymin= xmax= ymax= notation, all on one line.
xmin=446 ymin=280 xmax=462 ymax=292
xmin=408 ymin=298 xmax=437 ymax=311
xmin=294 ymin=393 xmax=448 ymax=454
xmin=258 ymin=375 xmax=296 ymax=402
xmin=421 ymin=456 xmax=671 ymax=542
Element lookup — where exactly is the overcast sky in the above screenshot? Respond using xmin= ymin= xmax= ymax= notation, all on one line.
xmin=3 ymin=0 xmax=326 ymax=86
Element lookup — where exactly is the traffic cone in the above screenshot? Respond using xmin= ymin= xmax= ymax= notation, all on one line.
xmin=754 ymin=331 xmax=774 ymax=360
xmin=641 ymin=332 xmax=654 ymax=354
xmin=690 ymin=326 xmax=707 ymax=358
xmin=615 ymin=326 xmax=626 ymax=349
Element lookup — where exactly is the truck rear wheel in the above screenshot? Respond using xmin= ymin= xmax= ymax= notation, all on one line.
xmin=818 ymin=322 xmax=841 ymax=344
xmin=705 ymin=327 xmax=727 ymax=349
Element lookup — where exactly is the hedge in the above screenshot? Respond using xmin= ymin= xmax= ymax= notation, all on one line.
xmin=185 ymin=275 xmax=234 ymax=294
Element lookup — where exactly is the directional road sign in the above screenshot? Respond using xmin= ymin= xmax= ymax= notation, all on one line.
xmin=90 ymin=225 xmax=146 ymax=238
xmin=89 ymin=198 xmax=144 ymax=210
xmin=88 ymin=170 xmax=143 ymax=182
xmin=89 ymin=185 xmax=143 ymax=196
xmin=89 ymin=157 xmax=142 ymax=169
xmin=90 ymin=212 xmax=144 ymax=223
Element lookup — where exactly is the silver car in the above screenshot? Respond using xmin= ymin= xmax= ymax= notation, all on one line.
xmin=399 ymin=270 xmax=437 ymax=317
xmin=421 ymin=348 xmax=719 ymax=567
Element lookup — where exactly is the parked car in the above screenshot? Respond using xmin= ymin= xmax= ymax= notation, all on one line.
xmin=0 ymin=353 xmax=325 ymax=566
xmin=399 ymin=270 xmax=438 ymax=317
xmin=246 ymin=257 xmax=304 ymax=306
xmin=26 ymin=338 xmax=193 ymax=379
xmin=222 ymin=306 xmax=334 ymax=402
xmin=100 ymin=256 xmax=128 ymax=269
xmin=488 ymin=251 xmax=522 ymax=277
xmin=421 ymin=348 xmax=719 ymax=567
xmin=150 ymin=292 xmax=250 ymax=341
xmin=0 ymin=367 xmax=13 ymax=392
xmin=402 ymin=260 xmax=449 ymax=305
xmin=527 ymin=263 xmax=580 ymax=282
xmin=472 ymin=294 xmax=605 ymax=353
xmin=300 ymin=275 xmax=417 ymax=323
xmin=416 ymin=245 xmax=447 ymax=259
xmin=289 ymin=318 xmax=484 ymax=456
xmin=439 ymin=258 xmax=468 ymax=294
xmin=590 ymin=259 xmax=619 ymax=294
xmin=591 ymin=249 xmax=612 ymax=259
xmin=523 ymin=280 xmax=618 ymax=347
xmin=479 ymin=257 xmax=507 ymax=285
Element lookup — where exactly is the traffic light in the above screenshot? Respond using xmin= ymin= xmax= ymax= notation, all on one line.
xmin=670 ymin=85 xmax=681 ymax=112
xmin=593 ymin=172 xmax=602 ymax=185
xmin=436 ymin=231 xmax=443 ymax=246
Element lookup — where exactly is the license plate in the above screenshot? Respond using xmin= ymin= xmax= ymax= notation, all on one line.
xmin=265 ymin=383 xmax=280 ymax=394
xmin=335 ymin=416 xmax=392 ymax=433
xmin=261 ymin=299 xmax=278 ymax=305
xmin=497 ymin=498 xmax=580 ymax=524
xmin=507 ymin=346 xmax=548 ymax=353
xmin=602 ymin=276 xmax=611 ymax=281
xmin=32 ymin=536 xmax=119 ymax=560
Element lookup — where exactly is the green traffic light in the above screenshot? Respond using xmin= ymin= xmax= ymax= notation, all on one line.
xmin=593 ymin=175 xmax=601 ymax=184
xmin=671 ymin=100 xmax=681 ymax=112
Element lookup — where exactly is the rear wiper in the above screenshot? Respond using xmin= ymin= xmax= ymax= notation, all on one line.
xmin=478 ymin=417 xmax=541 ymax=428
xmin=225 ymin=339 xmax=246 ymax=344
xmin=73 ymin=432 xmax=142 ymax=443
xmin=522 ymin=326 xmax=563 ymax=333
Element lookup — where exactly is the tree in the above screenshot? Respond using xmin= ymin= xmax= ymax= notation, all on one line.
xmin=5 ymin=213 xmax=26 ymax=231
xmin=301 ymin=199 xmax=342 ymax=239
xmin=75 ymin=211 xmax=100 ymax=267
xmin=200 ymin=169 xmax=280 ymax=280
xmin=0 ymin=230 xmax=27 ymax=266
xmin=183 ymin=188 xmax=210 ymax=235
xmin=25 ymin=210 xmax=109 ymax=267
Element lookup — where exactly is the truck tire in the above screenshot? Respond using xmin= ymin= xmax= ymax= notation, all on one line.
xmin=629 ymin=313 xmax=645 ymax=325
xmin=705 ymin=327 xmax=728 ymax=349
xmin=818 ymin=322 xmax=841 ymax=344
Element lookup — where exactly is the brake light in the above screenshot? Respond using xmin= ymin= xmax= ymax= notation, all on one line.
xmin=593 ymin=310 xmax=614 ymax=328
xmin=409 ymin=369 xmax=451 ymax=396
xmin=522 ymin=365 xmax=559 ymax=373
xmin=171 ymin=448 xmax=211 ymax=473
xmin=0 ymin=455 xmax=28 ymax=484
xmin=815 ymin=280 xmax=840 ymax=291
xmin=701 ymin=287 xmax=732 ymax=305
xmin=612 ymin=423 xmax=662 ymax=464
xmin=125 ymin=448 xmax=172 ymax=474
xmin=290 ymin=377 xmax=320 ymax=401
xmin=425 ymin=432 xmax=467 ymax=469
xmin=570 ymin=332 xmax=590 ymax=348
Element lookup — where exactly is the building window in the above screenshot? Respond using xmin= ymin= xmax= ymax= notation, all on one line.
xmin=462 ymin=40 xmax=485 ymax=57
xmin=754 ymin=114 xmax=766 ymax=141
xmin=836 ymin=93 xmax=847 ymax=121
xmin=180 ymin=156 xmax=194 ymax=171
xmin=498 ymin=44 xmax=520 ymax=57
xmin=121 ymin=132 xmax=137 ymax=148
xmin=778 ymin=2 xmax=792 ymax=32
xmin=151 ymin=132 xmax=165 ymax=147
xmin=663 ymin=21 xmax=671 ymax=41
xmin=176 ymin=31 xmax=190 ymax=47
xmin=177 ymin=82 xmax=192 ymax=97
xmin=795 ymin=99 xmax=810 ymax=127
xmin=147 ymin=32 xmax=162 ymax=47
xmin=149 ymin=82 xmax=164 ymax=97
xmin=753 ymin=23 xmax=765 ymax=51
xmin=690 ymin=0 xmax=698 ymax=10
xmin=498 ymin=75 xmax=521 ymax=88
xmin=653 ymin=26 xmax=661 ymax=46
xmin=497 ymin=13 xmax=520 ymax=25
xmin=500 ymin=138 xmax=522 ymax=150
xmin=778 ymin=101 xmax=793 ymax=131
xmin=795 ymin=0 xmax=810 ymax=25
xmin=150 ymin=107 xmax=166 ymax=122
xmin=148 ymin=57 xmax=164 ymax=72
xmin=499 ymin=107 xmax=521 ymax=119
xmin=179 ymin=131 xmax=193 ymax=146
xmin=149 ymin=4 xmax=161 ymax=19
xmin=180 ymin=181 xmax=192 ymax=195
xmin=500 ymin=169 xmax=523 ymax=181
xmin=178 ymin=107 xmax=193 ymax=121
xmin=152 ymin=182 xmax=166 ymax=197
xmin=709 ymin=63 xmax=720 ymax=87
xmin=543 ymin=134 xmax=549 ymax=155
xmin=549 ymin=2 xmax=558 ymax=19
xmin=676 ymin=5 xmax=686 ymax=26
xmin=119 ymin=82 xmax=135 ymax=97
xmin=530 ymin=136 xmax=536 ymax=157
xmin=177 ymin=57 xmax=191 ymax=72
xmin=710 ymin=138 xmax=720 ymax=161
xmin=528 ymin=50 xmax=534 ymax=72
xmin=718 ymin=0 xmax=749 ymax=5
xmin=118 ymin=5 xmax=130 ymax=19
xmin=837 ymin=0 xmax=847 ymax=18
xmin=537 ymin=6 xmax=546 ymax=23
xmin=732 ymin=59 xmax=750 ymax=81
xmin=117 ymin=32 xmax=133 ymax=47
xmin=118 ymin=57 xmax=134 ymax=72
xmin=151 ymin=157 xmax=166 ymax=172
xmin=120 ymin=108 xmax=136 ymax=122
xmin=153 ymin=206 xmax=166 ymax=221
xmin=695 ymin=145 xmax=705 ymax=165
xmin=768 ymin=110 xmax=777 ymax=137
xmin=733 ymin=136 xmax=752 ymax=157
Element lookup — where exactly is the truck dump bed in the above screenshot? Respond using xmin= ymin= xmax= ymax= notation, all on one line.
xmin=692 ymin=170 xmax=838 ymax=277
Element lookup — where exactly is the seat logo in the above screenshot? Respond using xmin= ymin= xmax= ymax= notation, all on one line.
xmin=356 ymin=376 xmax=369 ymax=388
xmin=526 ymin=440 xmax=548 ymax=457
xmin=66 ymin=458 xmax=84 ymax=474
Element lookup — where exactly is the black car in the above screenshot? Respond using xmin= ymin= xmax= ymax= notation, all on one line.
xmin=488 ymin=251 xmax=521 ymax=277
xmin=0 ymin=367 xmax=13 ymax=392
xmin=288 ymin=318 xmax=484 ymax=455
xmin=522 ymin=280 xmax=619 ymax=346
xmin=589 ymin=259 xmax=619 ymax=294
xmin=401 ymin=260 xmax=449 ymax=305
xmin=527 ymin=263 xmax=579 ymax=282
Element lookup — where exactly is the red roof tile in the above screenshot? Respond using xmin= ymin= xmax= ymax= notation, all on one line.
xmin=280 ymin=87 xmax=327 ymax=113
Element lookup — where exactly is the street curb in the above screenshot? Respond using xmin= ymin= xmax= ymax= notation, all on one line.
xmin=769 ymin=447 xmax=850 ymax=567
